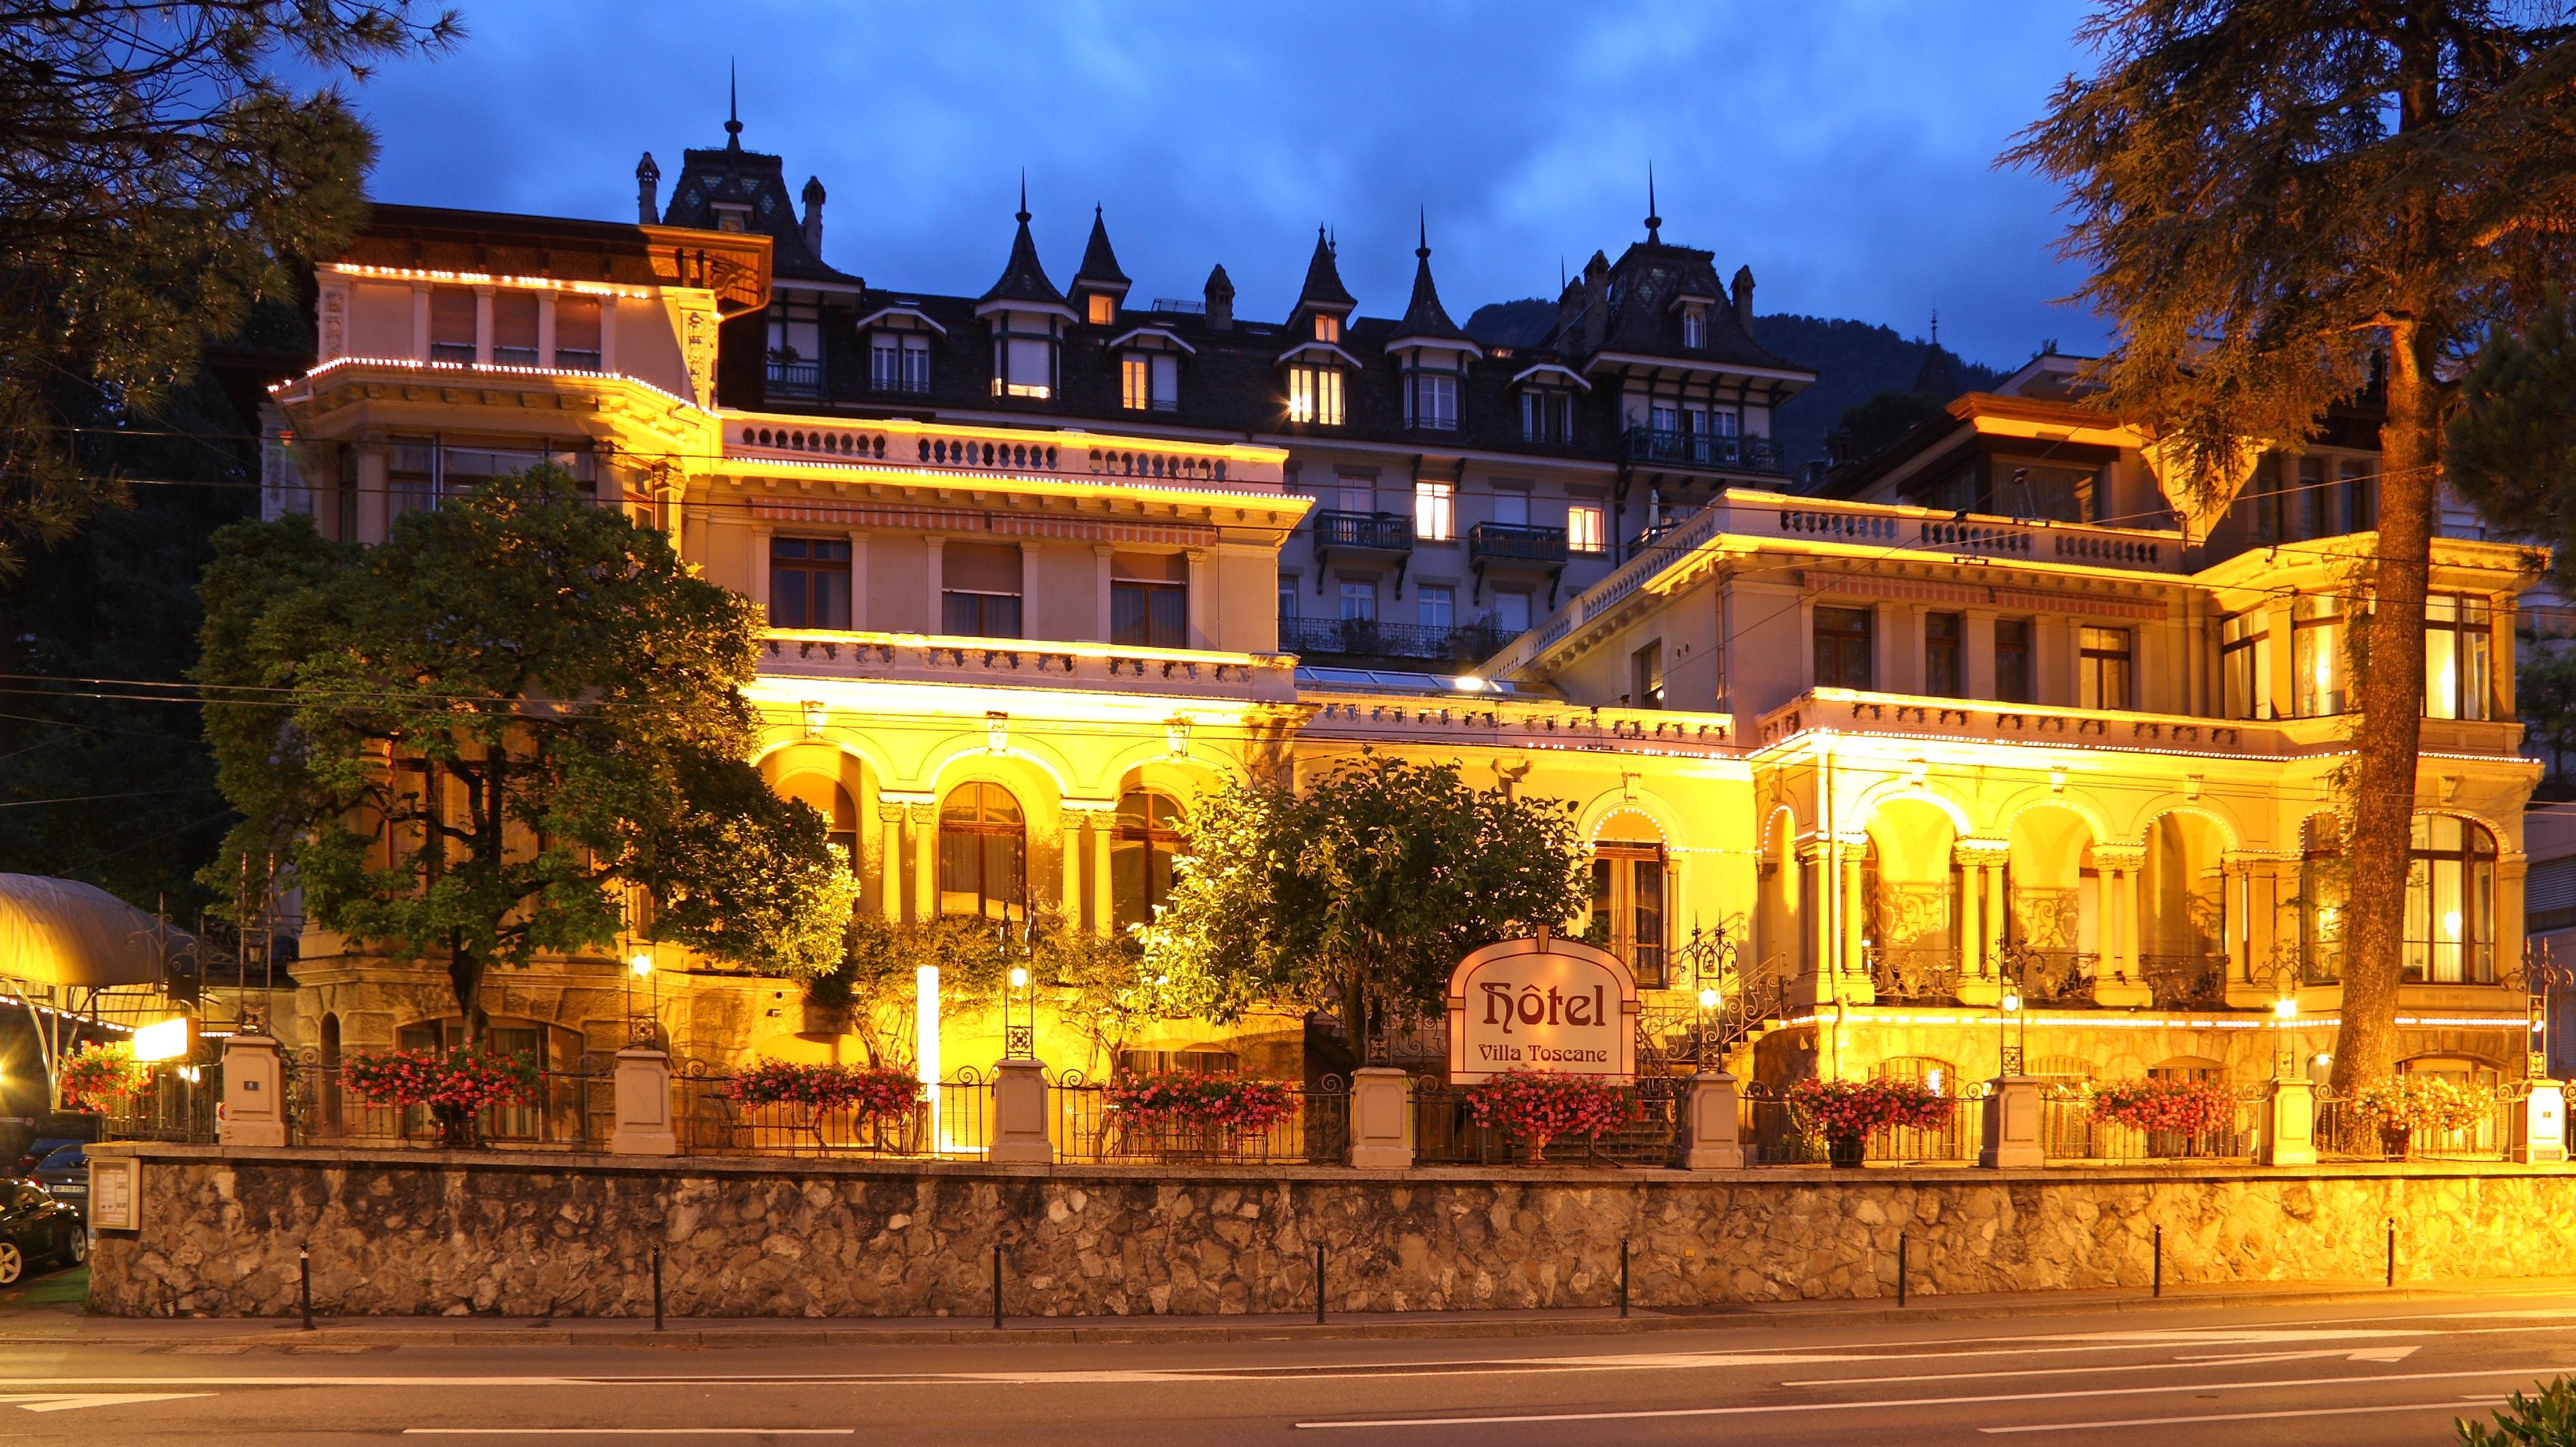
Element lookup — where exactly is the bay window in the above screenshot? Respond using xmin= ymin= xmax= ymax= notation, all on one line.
xmin=2405 ymin=814 xmax=2496 ymax=983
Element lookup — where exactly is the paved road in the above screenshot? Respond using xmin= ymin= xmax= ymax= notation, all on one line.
xmin=2 ymin=1289 xmax=2573 ymax=1443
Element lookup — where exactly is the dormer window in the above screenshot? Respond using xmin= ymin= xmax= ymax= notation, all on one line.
xmin=1405 ymin=372 xmax=1458 ymax=431
xmin=986 ymin=309 xmax=1060 ymax=400
xmin=1121 ymin=352 xmax=1179 ymax=411
xmin=1086 ymin=294 xmax=1116 ymax=326
xmin=870 ymin=331 xmax=931 ymax=393
xmin=1314 ymin=313 xmax=1342 ymax=344
xmin=711 ymin=203 xmax=750 ymax=233
xmin=1288 ymin=364 xmax=1344 ymax=425
xmin=1681 ymin=305 xmax=1706 ymax=350
xmin=1520 ymin=389 xmax=1572 ymax=444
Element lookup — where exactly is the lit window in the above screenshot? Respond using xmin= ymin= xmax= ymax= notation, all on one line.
xmin=1591 ymin=826 xmax=1668 ymax=986
xmin=2404 ymin=814 xmax=2496 ymax=984
xmin=1415 ymin=480 xmax=1455 ymax=541
xmin=1121 ymin=355 xmax=1149 ymax=411
xmin=1289 ymin=365 xmax=1344 ymax=425
xmin=1314 ymin=313 xmax=1341 ymax=343
xmin=1408 ymin=373 xmax=1458 ymax=431
xmin=2423 ymin=593 xmax=2493 ymax=721
xmin=991 ymin=320 xmax=1054 ymax=399
xmin=938 ymin=783 xmax=1025 ymax=921
xmin=1122 ymin=352 xmax=1178 ymax=411
xmin=2221 ymin=610 xmax=2271 ymax=719
xmin=1086 ymin=293 xmax=1116 ymax=326
xmin=1111 ymin=790 xmax=1186 ymax=929
xmin=2292 ymin=595 xmax=2346 ymax=717
xmin=1567 ymin=503 xmax=1606 ymax=555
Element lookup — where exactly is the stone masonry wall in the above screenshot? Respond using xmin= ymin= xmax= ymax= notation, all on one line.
xmin=85 ymin=1144 xmax=2576 ymax=1319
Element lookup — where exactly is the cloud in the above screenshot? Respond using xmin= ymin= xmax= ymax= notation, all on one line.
xmin=350 ymin=0 xmax=2109 ymax=368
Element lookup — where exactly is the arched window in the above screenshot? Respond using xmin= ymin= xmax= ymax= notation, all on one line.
xmin=1111 ymin=789 xmax=1185 ymax=931
xmin=939 ymin=783 xmax=1025 ymax=921
xmin=778 ymin=774 xmax=859 ymax=872
xmin=2299 ymin=813 xmax=2347 ymax=984
xmin=1591 ymin=815 xmax=1668 ymax=989
xmin=2406 ymin=815 xmax=2497 ymax=984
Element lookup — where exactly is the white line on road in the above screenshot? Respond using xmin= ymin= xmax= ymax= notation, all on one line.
xmin=0 ymin=1394 xmax=213 ymax=1414
xmin=1780 ymin=1344 xmax=2423 ymax=1387
xmin=1977 ymin=1396 xmax=2508 ymax=1433
xmin=1290 ymin=1363 xmax=2574 ymax=1429
xmin=401 ymin=1432 xmax=855 ymax=1437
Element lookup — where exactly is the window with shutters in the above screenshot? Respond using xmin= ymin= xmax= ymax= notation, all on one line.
xmin=491 ymin=290 xmax=540 ymax=367
xmin=1110 ymin=551 xmax=1186 ymax=649
xmin=428 ymin=287 xmax=476 ymax=363
xmin=553 ymin=296 xmax=602 ymax=371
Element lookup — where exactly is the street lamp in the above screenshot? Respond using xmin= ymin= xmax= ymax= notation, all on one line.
xmin=1696 ymin=986 xmax=1720 ymax=1072
xmin=630 ymin=950 xmax=658 ymax=1046
xmin=2273 ymin=994 xmax=2300 ymax=1079
xmin=1998 ymin=978 xmax=2025 ymax=1078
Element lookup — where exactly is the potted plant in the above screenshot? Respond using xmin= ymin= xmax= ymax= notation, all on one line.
xmin=342 ymin=1046 xmax=540 ymax=1148
xmin=56 ymin=1040 xmax=153 ymax=1112
xmin=2086 ymin=1078 xmax=2238 ymax=1157
xmin=2350 ymin=1074 xmax=2488 ymax=1159
xmin=1788 ymin=1078 xmax=1952 ymax=1168
xmin=722 ymin=1061 xmax=923 ymax=1150
xmin=1459 ymin=1070 xmax=1636 ymax=1164
xmin=1104 ymin=1072 xmax=1299 ymax=1157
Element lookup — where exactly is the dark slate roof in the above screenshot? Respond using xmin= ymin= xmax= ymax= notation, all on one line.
xmin=979 ymin=191 xmax=1069 ymax=311
xmin=1555 ymin=239 xmax=1797 ymax=373
xmin=1295 ymin=228 xmax=1356 ymax=313
xmin=1389 ymin=220 xmax=1473 ymax=347
xmin=659 ymin=119 xmax=856 ymax=286
xmin=1073 ymin=207 xmax=1129 ymax=291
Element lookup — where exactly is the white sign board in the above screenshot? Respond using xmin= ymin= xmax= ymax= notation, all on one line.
xmin=88 ymin=1154 xmax=138 ymax=1231
xmin=1444 ymin=934 xmax=1640 ymax=1083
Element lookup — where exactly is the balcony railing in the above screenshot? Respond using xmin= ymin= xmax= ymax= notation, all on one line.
xmin=767 ymin=358 xmax=821 ymax=395
xmin=1468 ymin=521 xmax=1569 ymax=567
xmin=2139 ymin=951 xmax=2230 ymax=1009
xmin=1622 ymin=426 xmax=1787 ymax=473
xmin=1863 ymin=944 xmax=1963 ymax=1003
xmin=1281 ymin=615 xmax=1504 ymax=661
xmin=1311 ymin=510 xmax=1415 ymax=553
xmin=2013 ymin=948 xmax=2102 ymax=1006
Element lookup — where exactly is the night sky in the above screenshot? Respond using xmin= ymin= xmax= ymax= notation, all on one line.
xmin=349 ymin=1 xmax=2108 ymax=370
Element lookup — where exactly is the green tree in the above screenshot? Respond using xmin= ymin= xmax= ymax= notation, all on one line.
xmin=2518 ymin=643 xmax=2576 ymax=799
xmin=0 ymin=1 xmax=456 ymax=573
xmin=1830 ymin=388 xmax=1948 ymax=465
xmin=2007 ymin=3 xmax=2576 ymax=1091
xmin=1141 ymin=753 xmax=1587 ymax=1040
xmin=196 ymin=468 xmax=856 ymax=1035
xmin=2450 ymin=288 xmax=2576 ymax=557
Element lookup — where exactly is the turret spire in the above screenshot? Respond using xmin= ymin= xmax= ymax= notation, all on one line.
xmin=1645 ymin=162 xmax=1661 ymax=243
xmin=724 ymin=60 xmax=741 ymax=149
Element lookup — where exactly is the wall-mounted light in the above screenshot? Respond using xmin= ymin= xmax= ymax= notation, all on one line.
xmin=987 ymin=711 xmax=1009 ymax=753
xmin=630 ymin=952 xmax=654 ymax=979
xmin=1167 ymin=717 xmax=1192 ymax=758
xmin=2273 ymin=997 xmax=2299 ymax=1021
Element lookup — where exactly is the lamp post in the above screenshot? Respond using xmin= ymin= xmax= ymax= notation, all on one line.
xmin=2273 ymin=994 xmax=2301 ymax=1079
xmin=1997 ymin=944 xmax=2025 ymax=1078
xmin=629 ymin=949 xmax=657 ymax=1045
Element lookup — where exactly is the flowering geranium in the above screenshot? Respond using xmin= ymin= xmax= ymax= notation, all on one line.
xmin=1789 ymin=1078 xmax=1953 ymax=1150
xmin=1461 ymin=1070 xmax=1636 ymax=1162
xmin=341 ymin=1046 xmax=540 ymax=1142
xmin=2087 ymin=1078 xmax=2237 ymax=1137
xmin=722 ymin=1061 xmax=921 ymax=1126
xmin=1105 ymin=1072 xmax=1299 ymax=1137
xmin=57 ymin=1041 xmax=151 ymax=1108
xmin=2352 ymin=1074 xmax=2489 ymax=1134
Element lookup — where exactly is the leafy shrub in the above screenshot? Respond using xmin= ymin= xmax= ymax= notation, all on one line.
xmin=1462 ymin=1070 xmax=1636 ymax=1157
xmin=2459 ymin=1376 xmax=2576 ymax=1446
xmin=1105 ymin=1072 xmax=1298 ymax=1136
xmin=2354 ymin=1074 xmax=2489 ymax=1134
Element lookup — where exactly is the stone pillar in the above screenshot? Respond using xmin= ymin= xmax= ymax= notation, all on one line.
xmin=1957 ymin=850 xmax=2002 ymax=1007
xmin=910 ymin=803 xmax=939 ymax=922
xmin=2511 ymin=1081 xmax=2567 ymax=1166
xmin=1185 ymin=547 xmax=1210 ymax=650
xmin=609 ymin=1046 xmax=677 ymax=1156
xmin=1978 ymin=1075 xmax=2044 ymax=1168
xmin=354 ymin=439 xmax=388 ymax=545
xmin=876 ymin=803 xmax=905 ymax=922
xmin=2260 ymin=1076 xmax=2317 ymax=1166
xmin=1061 ymin=815 xmax=1086 ymax=930
xmin=1676 ymin=1071 xmax=1747 ymax=1170
xmin=1346 ymin=1067 xmax=1413 ymax=1170
xmin=1087 ymin=811 xmax=1114 ymax=938
xmin=987 ymin=1057 xmax=1053 ymax=1166
xmin=217 ymin=1034 xmax=288 ymax=1148
xmin=472 ymin=285 xmax=494 ymax=367
xmin=2092 ymin=847 xmax=2151 ymax=1008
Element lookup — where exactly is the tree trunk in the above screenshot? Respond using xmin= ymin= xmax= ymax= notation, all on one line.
xmin=2329 ymin=326 xmax=2440 ymax=1093
xmin=448 ymin=929 xmax=486 ymax=1044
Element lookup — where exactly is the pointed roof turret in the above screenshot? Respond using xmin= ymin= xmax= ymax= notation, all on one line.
xmin=1644 ymin=162 xmax=1662 ymax=243
xmin=1073 ymin=205 xmax=1130 ymax=291
xmin=724 ymin=60 xmax=743 ymax=151
xmin=975 ymin=176 xmax=1073 ymax=317
xmin=1294 ymin=225 xmax=1356 ymax=314
xmin=1388 ymin=209 xmax=1473 ymax=350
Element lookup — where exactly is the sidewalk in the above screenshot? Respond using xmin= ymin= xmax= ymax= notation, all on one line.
xmin=8 ymin=1269 xmax=2576 ymax=1350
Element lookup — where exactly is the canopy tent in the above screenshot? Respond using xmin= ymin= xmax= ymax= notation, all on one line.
xmin=0 ymin=874 xmax=187 ymax=989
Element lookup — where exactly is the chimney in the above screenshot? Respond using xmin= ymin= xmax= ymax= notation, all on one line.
xmin=1204 ymin=263 xmax=1235 ymax=332
xmin=635 ymin=153 xmax=660 ymax=225
xmin=1731 ymin=264 xmax=1755 ymax=334
xmin=801 ymin=176 xmax=826 ymax=255
xmin=1582 ymin=251 xmax=1610 ymax=353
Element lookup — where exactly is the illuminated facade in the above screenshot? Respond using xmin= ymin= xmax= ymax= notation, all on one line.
xmin=258 ymin=122 xmax=2541 ymax=1095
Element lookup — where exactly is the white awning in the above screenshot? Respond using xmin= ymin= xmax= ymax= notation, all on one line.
xmin=0 ymin=875 xmax=185 ymax=989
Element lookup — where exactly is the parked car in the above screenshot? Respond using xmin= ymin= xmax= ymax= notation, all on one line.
xmin=9 ymin=1136 xmax=87 ymax=1177
xmin=29 ymin=1145 xmax=85 ymax=1211
xmin=0 ymin=1179 xmax=85 ymax=1286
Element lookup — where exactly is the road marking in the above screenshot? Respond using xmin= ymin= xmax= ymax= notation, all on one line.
xmin=402 ymin=1433 xmax=855 ymax=1438
xmin=1978 ymin=1396 xmax=2507 ymax=1433
xmin=0 ymin=1394 xmax=213 ymax=1414
xmin=1782 ymin=1343 xmax=2424 ymax=1386
xmin=1290 ymin=1363 xmax=2574 ymax=1429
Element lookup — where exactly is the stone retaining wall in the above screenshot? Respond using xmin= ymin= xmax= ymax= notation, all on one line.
xmin=84 ymin=1143 xmax=2576 ymax=1319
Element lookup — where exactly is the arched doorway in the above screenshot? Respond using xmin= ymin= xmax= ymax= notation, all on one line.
xmin=2141 ymin=813 xmax=2228 ymax=1007
xmin=1589 ymin=813 xmax=1668 ymax=988
xmin=1111 ymin=788 xmax=1185 ymax=931
xmin=938 ymin=782 xmax=1026 ymax=921
xmin=776 ymin=773 xmax=861 ymax=872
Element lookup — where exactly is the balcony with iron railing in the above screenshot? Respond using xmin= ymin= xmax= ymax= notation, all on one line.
xmin=2139 ymin=952 xmax=2231 ymax=1010
xmin=1310 ymin=510 xmax=1415 ymax=554
xmin=766 ymin=358 xmax=822 ymax=396
xmin=1468 ymin=521 xmax=1569 ymax=567
xmin=1622 ymin=426 xmax=1788 ymax=474
xmin=1280 ymin=615 xmax=1505 ymax=662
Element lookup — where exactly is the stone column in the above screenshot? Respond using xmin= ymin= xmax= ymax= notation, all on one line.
xmin=472 ymin=285 xmax=494 ymax=366
xmin=354 ymin=439 xmax=388 ymax=545
xmin=987 ymin=1057 xmax=1053 ymax=1166
xmin=2092 ymin=846 xmax=2150 ymax=1008
xmin=1185 ymin=548 xmax=1210 ymax=650
xmin=876 ymin=803 xmax=905 ymax=922
xmin=910 ymin=803 xmax=939 ymax=922
xmin=1957 ymin=847 xmax=2002 ymax=1007
xmin=1840 ymin=846 xmax=1866 ymax=980
xmin=1092 ymin=543 xmax=1116 ymax=643
xmin=217 ymin=1035 xmax=288 ymax=1148
xmin=1978 ymin=1075 xmax=2044 ymax=1168
xmin=2260 ymin=1077 xmax=2317 ymax=1166
xmin=1676 ymin=1071 xmax=1747 ymax=1170
xmin=609 ymin=1046 xmax=677 ymax=1155
xmin=1060 ymin=812 xmax=1086 ymax=930
xmin=2511 ymin=1081 xmax=2567 ymax=1166
xmin=1087 ymin=811 xmax=1114 ymax=938
xmin=1346 ymin=1068 xmax=1413 ymax=1169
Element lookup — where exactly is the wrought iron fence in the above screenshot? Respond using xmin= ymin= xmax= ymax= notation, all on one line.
xmin=287 ymin=1061 xmax=615 ymax=1151
xmin=97 ymin=1063 xmax=224 ymax=1144
xmin=673 ymin=1066 xmax=992 ymax=1160
xmin=1409 ymin=1077 xmax=1685 ymax=1166
xmin=2138 ymin=952 xmax=2230 ymax=1010
xmin=2037 ymin=1084 xmax=2266 ymax=1163
xmin=2314 ymin=1087 xmax=2512 ymax=1162
xmin=1737 ymin=1083 xmax=1987 ymax=1166
xmin=1051 ymin=1074 xmax=1348 ymax=1164
xmin=2016 ymin=950 xmax=2102 ymax=1006
xmin=1862 ymin=944 xmax=1962 ymax=1003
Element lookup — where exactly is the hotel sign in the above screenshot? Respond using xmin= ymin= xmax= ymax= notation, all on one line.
xmin=1444 ymin=934 xmax=1639 ymax=1083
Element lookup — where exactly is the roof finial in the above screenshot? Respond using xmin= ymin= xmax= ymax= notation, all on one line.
xmin=724 ymin=59 xmax=741 ymax=148
xmin=1017 ymin=169 xmax=1030 ymax=225
xmin=1417 ymin=206 xmax=1429 ymax=260
xmin=1645 ymin=162 xmax=1661 ymax=243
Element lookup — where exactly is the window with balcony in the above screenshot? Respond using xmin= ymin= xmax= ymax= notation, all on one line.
xmin=988 ymin=315 xmax=1056 ymax=399
xmin=938 ymin=782 xmax=1025 ymax=921
xmin=1338 ymin=580 xmax=1377 ymax=621
xmin=2079 ymin=625 xmax=2133 ymax=710
xmin=769 ymin=536 xmax=852 ymax=630
xmin=491 ymin=290 xmax=539 ymax=367
xmin=1110 ymin=551 xmax=1186 ymax=649
xmin=428 ymin=287 xmax=476 ymax=363
xmin=2424 ymin=593 xmax=2494 ymax=721
xmin=2221 ymin=609 xmax=2271 ymax=719
xmin=2406 ymin=813 xmax=2496 ymax=983
xmin=1815 ymin=606 xmax=1873 ymax=690
xmin=1631 ymin=640 xmax=1665 ymax=709
xmin=1418 ymin=585 xmax=1454 ymax=632
xmin=767 ymin=296 xmax=823 ymax=394
xmin=871 ymin=332 xmax=932 ymax=393
xmin=1289 ymin=365 xmax=1345 ymax=425
xmin=553 ymin=296 xmax=602 ymax=371
xmin=1405 ymin=371 xmax=1459 ymax=431
xmin=1520 ymin=390 xmax=1572 ymax=444
xmin=1925 ymin=612 xmax=1963 ymax=697
xmin=1567 ymin=503 xmax=1606 ymax=555
xmin=1414 ymin=480 xmax=1455 ymax=541
xmin=1121 ymin=352 xmax=1179 ymax=411
xmin=941 ymin=542 xmax=1023 ymax=638
xmin=1492 ymin=488 xmax=1529 ymax=527
xmin=2293 ymin=594 xmax=2348 ymax=716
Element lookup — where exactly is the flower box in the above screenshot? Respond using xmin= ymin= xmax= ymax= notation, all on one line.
xmin=1459 ymin=1070 xmax=1636 ymax=1164
xmin=341 ymin=1046 xmax=540 ymax=1147
xmin=1787 ymin=1078 xmax=1952 ymax=1166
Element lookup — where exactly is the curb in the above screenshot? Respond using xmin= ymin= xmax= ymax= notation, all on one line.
xmin=5 ymin=1279 xmax=2566 ymax=1350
